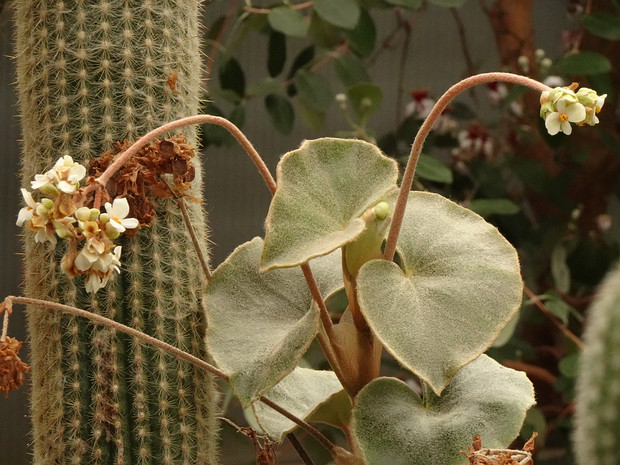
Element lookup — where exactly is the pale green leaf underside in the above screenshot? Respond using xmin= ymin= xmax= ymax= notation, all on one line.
xmin=261 ymin=137 xmax=398 ymax=271
xmin=252 ymin=367 xmax=349 ymax=441
xmin=357 ymin=191 xmax=523 ymax=395
xmin=206 ymin=237 xmax=342 ymax=405
xmin=353 ymin=355 xmax=535 ymax=465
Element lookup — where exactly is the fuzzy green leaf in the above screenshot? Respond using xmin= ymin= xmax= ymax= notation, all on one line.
xmin=261 ymin=138 xmax=399 ymax=271
xmin=353 ymin=355 xmax=535 ymax=465
xmin=252 ymin=367 xmax=349 ymax=441
xmin=357 ymin=192 xmax=523 ymax=394
xmin=206 ymin=237 xmax=342 ymax=405
xmin=268 ymin=6 xmax=309 ymax=38
xmin=313 ymin=0 xmax=361 ymax=30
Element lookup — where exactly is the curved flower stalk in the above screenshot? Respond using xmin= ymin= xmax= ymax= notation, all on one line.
xmin=17 ymin=156 xmax=138 ymax=293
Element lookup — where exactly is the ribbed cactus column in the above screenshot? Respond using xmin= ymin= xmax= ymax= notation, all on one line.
xmin=15 ymin=2 xmax=218 ymax=465
xmin=574 ymin=265 xmax=620 ymax=465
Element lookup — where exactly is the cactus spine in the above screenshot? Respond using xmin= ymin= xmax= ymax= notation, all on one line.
xmin=15 ymin=2 xmax=218 ymax=464
xmin=574 ymin=264 xmax=620 ymax=465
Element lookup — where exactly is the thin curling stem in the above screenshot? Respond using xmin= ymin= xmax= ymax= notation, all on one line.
xmin=4 ymin=295 xmax=337 ymax=454
xmin=384 ymin=72 xmax=550 ymax=261
xmin=89 ymin=115 xmax=277 ymax=196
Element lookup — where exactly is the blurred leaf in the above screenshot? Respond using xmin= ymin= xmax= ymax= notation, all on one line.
xmin=201 ymin=102 xmax=229 ymax=146
xmin=252 ymin=367 xmax=349 ymax=441
xmin=559 ymin=352 xmax=581 ymax=378
xmin=268 ymin=6 xmax=309 ymax=38
xmin=286 ymin=46 xmax=315 ymax=96
xmin=335 ymin=55 xmax=372 ymax=87
xmin=313 ymin=0 xmax=361 ymax=29
xmin=261 ymin=138 xmax=398 ymax=270
xmin=346 ymin=83 xmax=382 ymax=123
xmin=414 ymin=154 xmax=453 ymax=184
xmin=551 ymin=242 xmax=571 ymax=294
xmin=206 ymin=15 xmax=227 ymax=41
xmin=347 ymin=8 xmax=377 ymax=57
xmin=427 ymin=0 xmax=466 ymax=6
xmin=267 ymin=31 xmax=286 ymax=77
xmin=385 ymin=0 xmax=423 ymax=8
xmin=308 ymin=11 xmax=342 ymax=48
xmin=295 ymin=69 xmax=334 ymax=112
xmin=468 ymin=198 xmax=520 ymax=217
xmin=357 ymin=192 xmax=523 ymax=394
xmin=226 ymin=13 xmax=269 ymax=56
xmin=265 ymin=94 xmax=295 ymax=134
xmin=206 ymin=238 xmax=342 ymax=406
xmin=521 ymin=407 xmax=547 ymax=443
xmin=297 ymin=99 xmax=326 ymax=131
xmin=247 ymin=77 xmax=281 ymax=97
xmin=553 ymin=51 xmax=612 ymax=75
xmin=539 ymin=293 xmax=572 ymax=325
xmin=353 ymin=355 xmax=535 ymax=465
xmin=219 ymin=57 xmax=246 ymax=97
xmin=229 ymin=101 xmax=246 ymax=128
xmin=581 ymin=12 xmax=620 ymax=41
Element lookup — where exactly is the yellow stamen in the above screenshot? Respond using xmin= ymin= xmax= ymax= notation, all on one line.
xmin=596 ymin=106 xmax=602 ymax=113
xmin=559 ymin=113 xmax=569 ymax=123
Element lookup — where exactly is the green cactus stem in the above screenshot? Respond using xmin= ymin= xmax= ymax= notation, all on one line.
xmin=15 ymin=1 xmax=218 ymax=464
xmin=574 ymin=264 xmax=620 ymax=465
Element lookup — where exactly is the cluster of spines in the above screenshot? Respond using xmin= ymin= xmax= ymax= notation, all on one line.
xmin=574 ymin=265 xmax=620 ymax=465
xmin=16 ymin=0 xmax=217 ymax=464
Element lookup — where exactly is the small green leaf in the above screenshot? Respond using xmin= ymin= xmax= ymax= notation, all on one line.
xmin=265 ymin=94 xmax=295 ymax=134
xmin=581 ymin=12 xmax=620 ymax=41
xmin=251 ymin=367 xmax=349 ymax=441
xmin=268 ymin=6 xmax=309 ymax=38
xmin=559 ymin=352 xmax=581 ymax=378
xmin=287 ymin=46 xmax=315 ymax=96
xmin=247 ymin=77 xmax=281 ymax=97
xmin=206 ymin=238 xmax=342 ymax=405
xmin=353 ymin=355 xmax=535 ymax=465
xmin=539 ymin=293 xmax=573 ymax=325
xmin=415 ymin=154 xmax=453 ymax=184
xmin=468 ymin=198 xmax=520 ymax=217
xmin=346 ymin=83 xmax=382 ymax=123
xmin=313 ymin=0 xmax=361 ymax=30
xmin=297 ymin=99 xmax=326 ymax=131
xmin=554 ymin=51 xmax=612 ymax=75
xmin=309 ymin=11 xmax=342 ymax=48
xmin=427 ymin=0 xmax=466 ymax=6
xmin=219 ymin=57 xmax=246 ymax=97
xmin=385 ymin=0 xmax=423 ymax=9
xmin=261 ymin=138 xmax=399 ymax=270
xmin=551 ymin=242 xmax=571 ymax=294
xmin=347 ymin=8 xmax=377 ymax=57
xmin=295 ymin=69 xmax=334 ymax=112
xmin=357 ymin=192 xmax=523 ymax=394
xmin=267 ymin=31 xmax=287 ymax=77
xmin=335 ymin=55 xmax=372 ymax=87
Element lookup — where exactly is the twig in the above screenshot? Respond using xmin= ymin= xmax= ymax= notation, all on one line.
xmin=287 ymin=432 xmax=316 ymax=465
xmin=383 ymin=72 xmax=550 ymax=261
xmin=4 ymin=295 xmax=337 ymax=452
xmin=523 ymin=286 xmax=584 ymax=349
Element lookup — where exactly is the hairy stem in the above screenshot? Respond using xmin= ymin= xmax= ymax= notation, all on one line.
xmin=4 ymin=295 xmax=337 ymax=454
xmin=384 ymin=72 xmax=550 ymax=261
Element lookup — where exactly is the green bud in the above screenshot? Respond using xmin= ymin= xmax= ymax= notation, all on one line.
xmin=39 ymin=183 xmax=59 ymax=197
xmin=75 ymin=206 xmax=91 ymax=222
xmin=99 ymin=213 xmax=110 ymax=224
xmin=374 ymin=201 xmax=390 ymax=220
xmin=41 ymin=198 xmax=54 ymax=209
xmin=89 ymin=208 xmax=101 ymax=221
xmin=106 ymin=222 xmax=120 ymax=240
xmin=35 ymin=204 xmax=49 ymax=216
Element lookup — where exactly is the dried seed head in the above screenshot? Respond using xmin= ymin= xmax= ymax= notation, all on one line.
xmin=0 ymin=336 xmax=30 ymax=397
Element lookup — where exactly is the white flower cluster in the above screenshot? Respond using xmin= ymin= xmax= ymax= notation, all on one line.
xmin=17 ymin=156 xmax=139 ymax=293
xmin=540 ymin=85 xmax=606 ymax=136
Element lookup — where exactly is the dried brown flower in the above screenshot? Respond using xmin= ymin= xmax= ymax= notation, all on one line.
xmin=0 ymin=336 xmax=30 ymax=398
xmin=88 ymin=134 xmax=199 ymax=236
xmin=460 ymin=434 xmax=537 ymax=465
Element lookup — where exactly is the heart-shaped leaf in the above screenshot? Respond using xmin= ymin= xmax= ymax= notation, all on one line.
xmin=251 ymin=366 xmax=350 ymax=441
xmin=353 ymin=355 xmax=535 ymax=465
xmin=357 ymin=191 xmax=522 ymax=394
xmin=206 ymin=237 xmax=342 ymax=405
xmin=261 ymin=138 xmax=399 ymax=271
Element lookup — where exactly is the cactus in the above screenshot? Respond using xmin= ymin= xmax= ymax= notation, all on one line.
xmin=574 ymin=264 xmax=620 ymax=465
xmin=15 ymin=2 xmax=218 ymax=464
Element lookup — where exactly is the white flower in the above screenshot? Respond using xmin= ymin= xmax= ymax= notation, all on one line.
xmin=104 ymin=198 xmax=139 ymax=234
xmin=75 ymin=237 xmax=107 ymax=271
xmin=545 ymin=98 xmax=586 ymax=135
xmin=16 ymin=188 xmax=37 ymax=226
xmin=31 ymin=156 xmax=87 ymax=194
xmin=83 ymin=246 xmax=122 ymax=294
